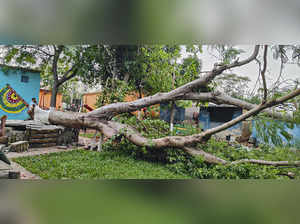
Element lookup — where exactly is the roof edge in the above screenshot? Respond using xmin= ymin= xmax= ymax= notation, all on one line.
xmin=0 ymin=64 xmax=41 ymax=73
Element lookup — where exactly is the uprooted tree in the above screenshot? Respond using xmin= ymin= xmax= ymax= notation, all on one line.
xmin=34 ymin=45 xmax=300 ymax=167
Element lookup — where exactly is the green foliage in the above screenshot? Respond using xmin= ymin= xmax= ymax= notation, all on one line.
xmin=13 ymin=150 xmax=190 ymax=179
xmin=294 ymin=110 xmax=300 ymax=124
xmin=254 ymin=118 xmax=290 ymax=146
xmin=141 ymin=45 xmax=201 ymax=95
xmin=95 ymin=79 xmax=134 ymax=107
xmin=214 ymin=73 xmax=251 ymax=98
xmin=105 ymin=115 xmax=300 ymax=179
xmin=166 ymin=139 xmax=300 ymax=179
xmin=1 ymin=45 xmax=107 ymax=91
xmin=209 ymin=45 xmax=245 ymax=65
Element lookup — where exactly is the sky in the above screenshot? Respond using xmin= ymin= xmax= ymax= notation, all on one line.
xmin=197 ymin=45 xmax=300 ymax=94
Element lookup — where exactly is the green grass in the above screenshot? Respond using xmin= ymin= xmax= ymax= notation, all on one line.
xmin=13 ymin=150 xmax=190 ymax=179
xmin=79 ymin=132 xmax=100 ymax=138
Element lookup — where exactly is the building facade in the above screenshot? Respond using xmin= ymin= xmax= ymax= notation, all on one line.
xmin=39 ymin=89 xmax=62 ymax=110
xmin=0 ymin=66 xmax=41 ymax=120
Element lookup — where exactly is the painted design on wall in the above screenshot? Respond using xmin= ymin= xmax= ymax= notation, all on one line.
xmin=0 ymin=84 xmax=29 ymax=114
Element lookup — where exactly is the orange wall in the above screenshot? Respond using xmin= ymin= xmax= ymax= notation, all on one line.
xmin=39 ymin=89 xmax=62 ymax=110
xmin=82 ymin=91 xmax=143 ymax=110
xmin=82 ymin=92 xmax=101 ymax=110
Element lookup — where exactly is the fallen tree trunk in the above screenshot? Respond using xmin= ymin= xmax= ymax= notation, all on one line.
xmin=38 ymin=85 xmax=299 ymax=151
xmin=31 ymin=45 xmax=300 ymax=170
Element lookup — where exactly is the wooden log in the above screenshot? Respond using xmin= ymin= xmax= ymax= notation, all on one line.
xmin=29 ymin=129 xmax=59 ymax=134
xmin=29 ymin=138 xmax=57 ymax=144
xmin=30 ymin=133 xmax=59 ymax=139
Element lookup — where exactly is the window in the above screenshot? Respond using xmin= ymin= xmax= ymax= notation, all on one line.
xmin=21 ymin=75 xmax=29 ymax=83
xmin=209 ymin=107 xmax=236 ymax=123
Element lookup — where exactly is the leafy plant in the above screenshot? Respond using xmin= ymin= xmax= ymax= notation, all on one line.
xmin=105 ymin=115 xmax=300 ymax=179
xmin=253 ymin=116 xmax=294 ymax=147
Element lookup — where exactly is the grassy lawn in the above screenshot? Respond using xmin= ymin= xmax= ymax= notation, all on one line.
xmin=79 ymin=132 xmax=100 ymax=138
xmin=13 ymin=150 xmax=190 ymax=179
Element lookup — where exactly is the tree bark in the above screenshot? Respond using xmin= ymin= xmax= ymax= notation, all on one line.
xmin=45 ymin=87 xmax=300 ymax=150
xmin=50 ymin=45 xmax=63 ymax=108
xmin=50 ymin=83 xmax=58 ymax=109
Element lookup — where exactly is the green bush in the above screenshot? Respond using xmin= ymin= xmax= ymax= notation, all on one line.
xmin=105 ymin=115 xmax=300 ymax=179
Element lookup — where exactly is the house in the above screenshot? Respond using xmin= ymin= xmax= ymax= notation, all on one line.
xmin=198 ymin=104 xmax=243 ymax=130
xmin=39 ymin=89 xmax=63 ymax=110
xmin=0 ymin=65 xmax=41 ymax=120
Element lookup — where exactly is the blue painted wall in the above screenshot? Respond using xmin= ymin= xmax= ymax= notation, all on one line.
xmin=160 ymin=103 xmax=185 ymax=123
xmin=198 ymin=107 xmax=243 ymax=130
xmin=0 ymin=67 xmax=40 ymax=120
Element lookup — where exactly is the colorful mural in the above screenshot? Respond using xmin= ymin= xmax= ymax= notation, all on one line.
xmin=0 ymin=84 xmax=29 ymax=113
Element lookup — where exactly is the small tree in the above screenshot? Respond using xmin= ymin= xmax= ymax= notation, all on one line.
xmin=0 ymin=45 xmax=103 ymax=108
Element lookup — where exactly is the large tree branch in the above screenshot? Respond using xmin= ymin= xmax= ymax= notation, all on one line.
xmin=184 ymin=147 xmax=300 ymax=167
xmin=87 ymin=46 xmax=260 ymax=120
xmin=48 ymin=110 xmax=300 ymax=168
xmin=52 ymin=45 xmax=64 ymax=82
xmin=201 ymin=88 xmax=300 ymax=138
xmin=39 ymin=87 xmax=300 ymax=170
xmin=181 ymin=92 xmax=293 ymax=120
xmin=24 ymin=45 xmax=54 ymax=57
xmin=49 ymin=87 xmax=299 ymax=151
xmin=44 ymin=86 xmax=300 ymax=150
xmin=57 ymin=66 xmax=79 ymax=87
xmin=231 ymin=159 xmax=300 ymax=167
xmin=261 ymin=45 xmax=268 ymax=103
xmin=87 ymin=88 xmax=300 ymax=149
xmin=183 ymin=147 xmax=227 ymax=165
xmin=212 ymin=45 xmax=260 ymax=71
xmin=33 ymin=44 xmax=300 ymax=172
